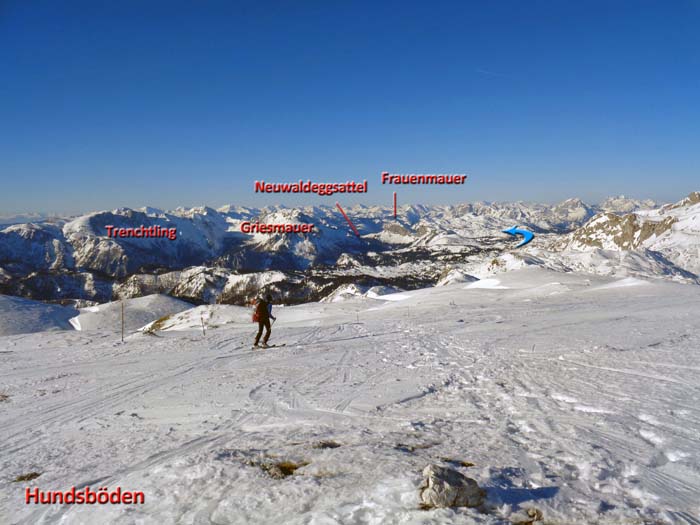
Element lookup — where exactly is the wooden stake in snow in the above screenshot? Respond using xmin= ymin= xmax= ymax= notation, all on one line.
xmin=200 ymin=314 xmax=206 ymax=337
xmin=121 ymin=299 xmax=125 ymax=343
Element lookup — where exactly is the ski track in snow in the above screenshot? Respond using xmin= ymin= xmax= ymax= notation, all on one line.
xmin=1 ymin=269 xmax=699 ymax=524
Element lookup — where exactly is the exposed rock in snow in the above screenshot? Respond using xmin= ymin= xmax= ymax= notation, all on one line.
xmin=222 ymin=271 xmax=288 ymax=302
xmin=7 ymin=270 xmax=114 ymax=303
xmin=509 ymin=508 xmax=544 ymax=525
xmin=170 ymin=267 xmax=232 ymax=304
xmin=419 ymin=464 xmax=485 ymax=509
xmin=666 ymin=191 xmax=700 ymax=210
xmin=566 ymin=213 xmax=678 ymax=251
xmin=558 ymin=192 xmax=700 ymax=277
xmin=0 ymin=267 xmax=12 ymax=284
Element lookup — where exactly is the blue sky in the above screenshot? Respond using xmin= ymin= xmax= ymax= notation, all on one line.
xmin=1 ymin=1 xmax=699 ymax=214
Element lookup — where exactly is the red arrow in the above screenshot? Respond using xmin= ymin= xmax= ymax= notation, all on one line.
xmin=335 ymin=202 xmax=360 ymax=237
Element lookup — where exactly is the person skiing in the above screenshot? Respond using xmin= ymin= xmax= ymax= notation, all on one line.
xmin=253 ymin=293 xmax=276 ymax=348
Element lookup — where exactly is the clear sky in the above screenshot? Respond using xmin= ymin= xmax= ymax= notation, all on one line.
xmin=1 ymin=1 xmax=698 ymax=215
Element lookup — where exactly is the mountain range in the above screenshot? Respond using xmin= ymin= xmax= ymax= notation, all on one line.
xmin=1 ymin=193 xmax=698 ymax=306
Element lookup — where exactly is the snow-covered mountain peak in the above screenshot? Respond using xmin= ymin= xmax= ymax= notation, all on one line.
xmin=666 ymin=191 xmax=700 ymax=210
xmin=138 ymin=206 xmax=167 ymax=217
xmin=552 ymin=193 xmax=700 ymax=279
xmin=599 ymin=195 xmax=659 ymax=214
xmin=3 ymin=193 xmax=698 ymax=306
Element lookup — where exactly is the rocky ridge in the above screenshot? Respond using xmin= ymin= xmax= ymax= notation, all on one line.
xmin=1 ymin=194 xmax=698 ymax=305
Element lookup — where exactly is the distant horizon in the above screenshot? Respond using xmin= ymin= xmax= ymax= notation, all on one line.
xmin=2 ymin=190 xmax=694 ymax=221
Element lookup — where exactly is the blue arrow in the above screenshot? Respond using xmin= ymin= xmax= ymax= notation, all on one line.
xmin=502 ymin=226 xmax=535 ymax=248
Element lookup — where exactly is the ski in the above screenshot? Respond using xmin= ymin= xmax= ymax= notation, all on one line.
xmin=251 ymin=343 xmax=287 ymax=350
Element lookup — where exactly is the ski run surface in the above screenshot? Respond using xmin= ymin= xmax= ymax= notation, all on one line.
xmin=1 ymin=268 xmax=699 ymax=524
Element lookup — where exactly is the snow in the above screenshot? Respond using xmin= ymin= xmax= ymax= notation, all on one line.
xmin=4 ymin=194 xmax=698 ymax=309
xmin=72 ymin=294 xmax=193 ymax=332
xmin=2 ymin=268 xmax=699 ymax=523
xmin=0 ymin=295 xmax=78 ymax=336
xmin=591 ymin=277 xmax=651 ymax=290
xmin=436 ymin=269 xmax=479 ymax=287
xmin=365 ymin=286 xmax=404 ymax=299
xmin=322 ymin=284 xmax=406 ymax=303
xmin=373 ymin=291 xmax=413 ymax=302
xmin=140 ymin=304 xmax=251 ymax=332
xmin=465 ymin=278 xmax=509 ymax=289
xmin=560 ymin=196 xmax=700 ymax=278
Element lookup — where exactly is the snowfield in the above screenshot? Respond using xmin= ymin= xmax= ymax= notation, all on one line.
xmin=70 ymin=294 xmax=192 ymax=332
xmin=0 ymin=295 xmax=78 ymax=336
xmin=1 ymin=268 xmax=699 ymax=524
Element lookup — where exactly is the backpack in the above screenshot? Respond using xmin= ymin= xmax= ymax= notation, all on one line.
xmin=252 ymin=300 xmax=266 ymax=322
xmin=251 ymin=299 xmax=259 ymax=322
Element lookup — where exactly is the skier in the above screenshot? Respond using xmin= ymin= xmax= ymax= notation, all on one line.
xmin=253 ymin=294 xmax=276 ymax=348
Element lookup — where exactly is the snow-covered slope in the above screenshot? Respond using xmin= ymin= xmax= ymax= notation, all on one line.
xmin=320 ymin=283 xmax=404 ymax=302
xmin=0 ymin=223 xmax=74 ymax=272
xmin=140 ymin=303 xmax=251 ymax=332
xmin=0 ymin=295 xmax=77 ymax=336
xmin=1 ymin=268 xmax=699 ymax=523
xmin=560 ymin=192 xmax=700 ymax=277
xmin=460 ymin=248 xmax=699 ymax=285
xmin=63 ymin=207 xmax=231 ymax=277
xmin=70 ymin=294 xmax=193 ymax=332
